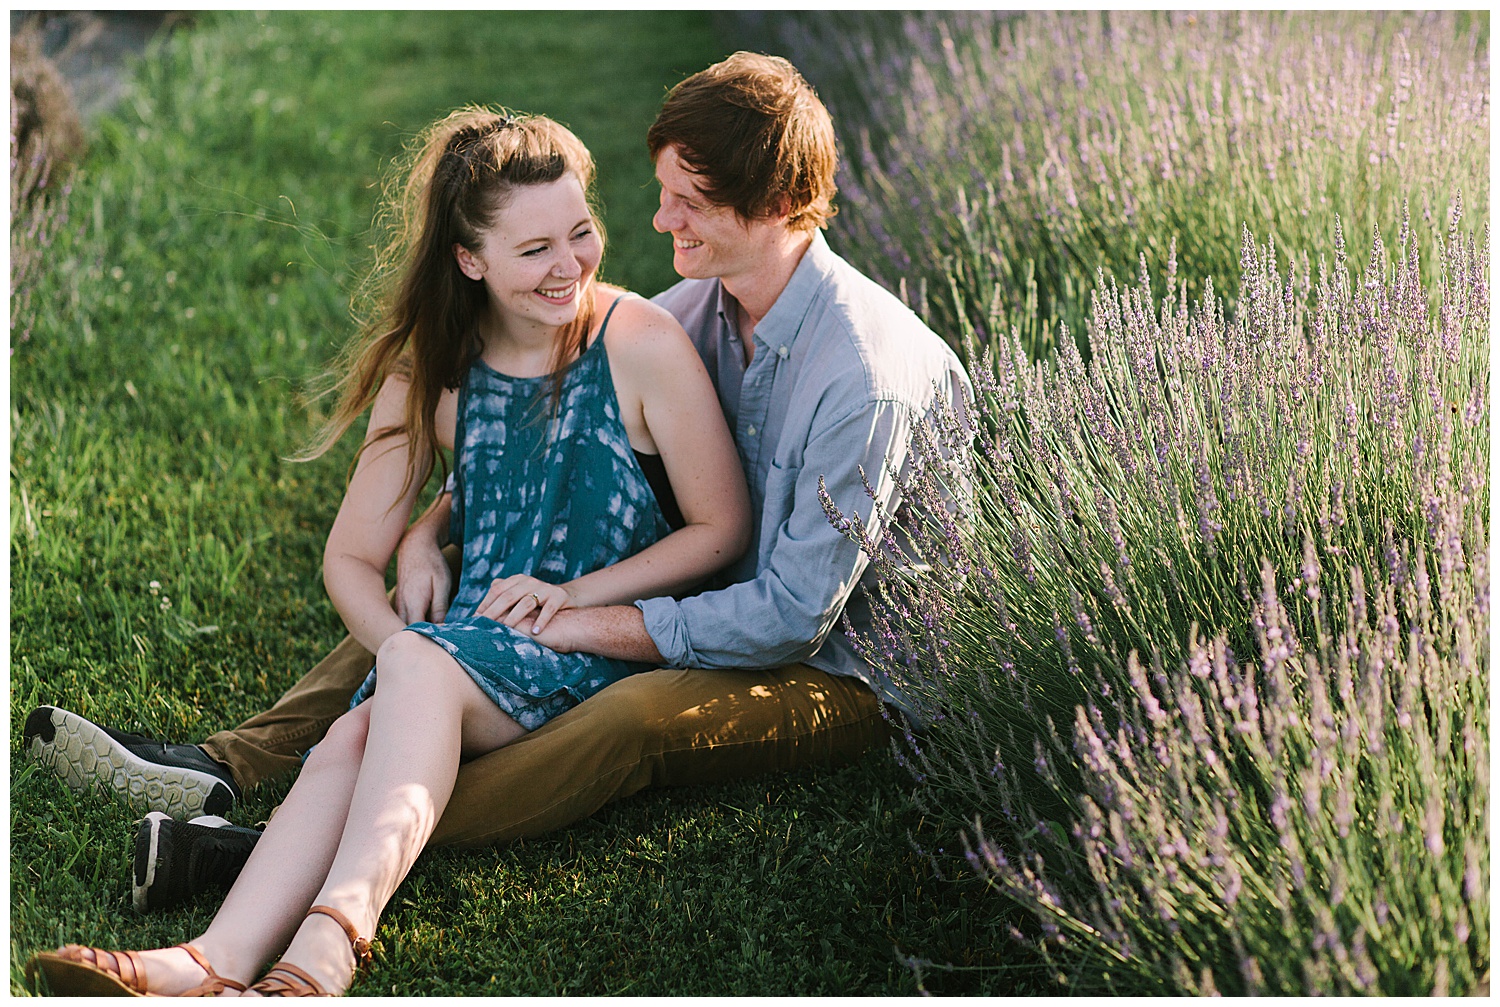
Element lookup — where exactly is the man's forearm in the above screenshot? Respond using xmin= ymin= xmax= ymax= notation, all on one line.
xmin=536 ymin=605 xmax=666 ymax=664
xmin=403 ymin=491 xmax=452 ymax=551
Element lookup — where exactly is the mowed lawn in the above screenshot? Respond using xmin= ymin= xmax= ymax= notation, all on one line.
xmin=10 ymin=11 xmax=1024 ymax=996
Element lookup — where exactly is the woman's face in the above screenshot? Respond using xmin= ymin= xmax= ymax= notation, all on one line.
xmin=455 ymin=174 xmax=603 ymax=334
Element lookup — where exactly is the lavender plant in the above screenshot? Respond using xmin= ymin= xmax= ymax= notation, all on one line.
xmin=764 ymin=11 xmax=1489 ymax=358
xmin=826 ymin=209 xmax=1488 ymax=994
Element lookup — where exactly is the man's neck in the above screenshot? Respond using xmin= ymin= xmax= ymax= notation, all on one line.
xmin=723 ymin=228 xmax=815 ymax=362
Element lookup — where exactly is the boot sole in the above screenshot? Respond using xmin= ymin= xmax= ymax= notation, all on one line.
xmin=24 ymin=706 xmax=233 ymax=819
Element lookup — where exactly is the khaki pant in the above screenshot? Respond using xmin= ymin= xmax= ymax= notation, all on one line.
xmin=201 ymin=611 xmax=889 ymax=848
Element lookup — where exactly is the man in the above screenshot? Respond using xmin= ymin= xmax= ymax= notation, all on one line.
xmin=26 ymin=52 xmax=971 ymax=912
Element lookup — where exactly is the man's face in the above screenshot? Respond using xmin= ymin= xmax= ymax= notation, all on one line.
xmin=653 ymin=145 xmax=776 ymax=285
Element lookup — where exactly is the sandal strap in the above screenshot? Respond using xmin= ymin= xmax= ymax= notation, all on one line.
xmin=251 ymin=962 xmax=328 ymax=997
xmin=105 ymin=947 xmax=146 ymax=991
xmin=306 ymin=904 xmax=373 ymax=969
xmin=173 ymin=943 xmax=247 ymax=995
xmin=116 ymin=947 xmax=147 ymax=990
xmin=94 ymin=946 xmax=146 ymax=991
xmin=246 ymin=906 xmax=373 ymax=997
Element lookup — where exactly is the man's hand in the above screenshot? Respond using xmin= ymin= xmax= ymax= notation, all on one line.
xmin=527 ymin=608 xmax=580 ymax=653
xmin=395 ymin=493 xmax=454 ymax=624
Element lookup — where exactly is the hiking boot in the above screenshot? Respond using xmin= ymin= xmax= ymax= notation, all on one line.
xmin=133 ymin=811 xmax=262 ymax=912
xmin=23 ymin=706 xmax=240 ymax=819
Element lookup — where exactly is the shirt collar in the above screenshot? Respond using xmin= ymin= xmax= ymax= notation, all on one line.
xmin=714 ymin=281 xmax=738 ymax=338
xmin=713 ymin=230 xmax=834 ymax=351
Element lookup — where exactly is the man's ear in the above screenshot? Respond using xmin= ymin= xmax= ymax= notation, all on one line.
xmin=454 ymin=243 xmax=485 ymax=281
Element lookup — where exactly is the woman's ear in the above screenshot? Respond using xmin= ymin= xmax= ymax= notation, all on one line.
xmin=454 ymin=243 xmax=485 ymax=281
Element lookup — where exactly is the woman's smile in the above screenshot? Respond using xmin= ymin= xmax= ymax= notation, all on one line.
xmin=535 ymin=280 xmax=578 ymax=304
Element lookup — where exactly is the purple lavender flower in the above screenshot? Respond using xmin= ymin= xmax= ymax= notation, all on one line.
xmin=796 ymin=11 xmax=1490 ymax=995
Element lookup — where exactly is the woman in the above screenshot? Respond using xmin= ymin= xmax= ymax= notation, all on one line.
xmin=27 ymin=107 xmax=750 ymax=996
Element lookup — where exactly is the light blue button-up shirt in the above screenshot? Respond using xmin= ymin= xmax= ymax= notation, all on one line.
xmin=639 ymin=231 xmax=972 ymax=715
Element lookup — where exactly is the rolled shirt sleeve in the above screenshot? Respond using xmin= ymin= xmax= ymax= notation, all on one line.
xmin=639 ymin=397 xmax=912 ymax=670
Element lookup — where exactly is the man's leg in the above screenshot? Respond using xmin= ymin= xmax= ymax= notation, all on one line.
xmin=430 ymin=663 xmax=891 ymax=847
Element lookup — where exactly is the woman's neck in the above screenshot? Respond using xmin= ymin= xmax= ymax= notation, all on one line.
xmin=476 ymin=312 xmax=562 ymax=378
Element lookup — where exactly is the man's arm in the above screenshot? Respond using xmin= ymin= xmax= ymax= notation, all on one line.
xmin=536 ymin=361 xmax=968 ymax=674
xmin=394 ymin=491 xmax=454 ymax=624
xmin=530 ymin=604 xmax=666 ymax=664
xmin=646 ymin=400 xmax=909 ymax=669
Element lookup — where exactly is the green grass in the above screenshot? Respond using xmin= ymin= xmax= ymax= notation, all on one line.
xmin=9 ymin=11 xmax=1036 ymax=996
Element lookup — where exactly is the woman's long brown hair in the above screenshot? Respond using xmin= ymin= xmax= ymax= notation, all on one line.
xmin=298 ymin=107 xmax=602 ymax=501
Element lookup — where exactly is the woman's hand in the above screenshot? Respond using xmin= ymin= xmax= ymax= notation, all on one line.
xmin=475 ymin=574 xmax=574 ymax=633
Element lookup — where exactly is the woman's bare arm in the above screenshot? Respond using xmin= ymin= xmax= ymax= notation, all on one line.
xmin=323 ymin=375 xmax=454 ymax=652
xmin=394 ymin=492 xmax=455 ymax=624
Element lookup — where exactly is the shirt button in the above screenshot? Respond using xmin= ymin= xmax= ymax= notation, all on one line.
xmin=777 ymin=345 xmax=789 ymax=359
xmin=747 ymin=425 xmax=758 ymax=436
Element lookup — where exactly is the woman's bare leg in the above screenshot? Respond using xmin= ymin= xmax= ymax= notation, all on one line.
xmin=113 ymin=703 xmax=375 ymax=994
xmin=246 ymin=631 xmax=523 ymax=995
xmin=66 ymin=632 xmax=517 ymax=996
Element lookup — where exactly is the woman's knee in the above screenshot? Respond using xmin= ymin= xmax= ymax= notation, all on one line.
xmin=374 ymin=630 xmax=474 ymax=709
xmin=375 ymin=629 xmax=428 ymax=670
xmin=375 ymin=631 xmax=449 ymax=688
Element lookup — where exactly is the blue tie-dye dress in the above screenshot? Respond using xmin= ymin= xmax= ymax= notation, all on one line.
xmin=348 ymin=298 xmax=670 ymax=730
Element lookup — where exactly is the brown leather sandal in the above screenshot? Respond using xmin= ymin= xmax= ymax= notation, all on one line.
xmin=25 ymin=941 xmax=246 ymax=997
xmin=249 ymin=905 xmax=373 ymax=997
xmin=177 ymin=943 xmax=251 ymax=997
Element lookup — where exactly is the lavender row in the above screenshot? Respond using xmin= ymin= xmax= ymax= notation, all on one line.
xmin=823 ymin=207 xmax=1488 ymax=993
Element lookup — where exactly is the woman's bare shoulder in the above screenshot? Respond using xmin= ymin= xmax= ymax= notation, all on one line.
xmin=368 ymin=371 xmax=412 ymax=424
xmin=596 ymin=286 xmax=693 ymax=362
